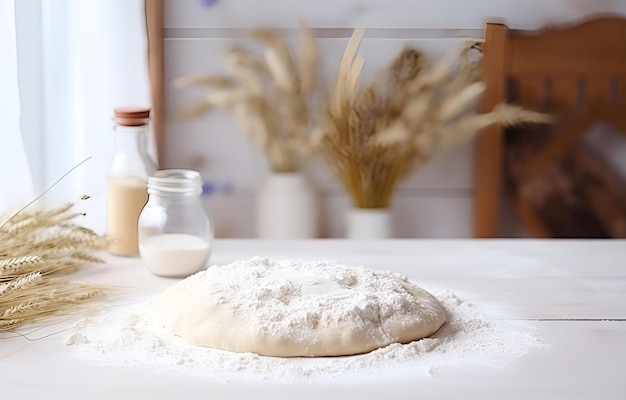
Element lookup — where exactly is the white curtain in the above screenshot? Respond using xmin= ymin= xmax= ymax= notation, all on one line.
xmin=3 ymin=0 xmax=151 ymax=232
xmin=0 ymin=0 xmax=33 ymax=214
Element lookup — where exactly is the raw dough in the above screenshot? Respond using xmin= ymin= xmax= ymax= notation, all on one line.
xmin=154 ymin=257 xmax=446 ymax=357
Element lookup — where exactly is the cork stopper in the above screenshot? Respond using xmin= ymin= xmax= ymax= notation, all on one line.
xmin=114 ymin=107 xmax=151 ymax=126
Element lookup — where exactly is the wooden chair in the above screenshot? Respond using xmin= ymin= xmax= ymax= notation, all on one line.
xmin=473 ymin=16 xmax=626 ymax=238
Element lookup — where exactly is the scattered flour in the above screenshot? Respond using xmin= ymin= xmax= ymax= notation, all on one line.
xmin=65 ymin=260 xmax=548 ymax=383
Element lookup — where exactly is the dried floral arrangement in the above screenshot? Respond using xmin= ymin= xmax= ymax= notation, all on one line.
xmin=315 ymin=29 xmax=552 ymax=208
xmin=177 ymin=21 xmax=320 ymax=173
xmin=0 ymin=201 xmax=109 ymax=333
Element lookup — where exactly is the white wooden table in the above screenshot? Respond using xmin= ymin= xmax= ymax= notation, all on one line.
xmin=2 ymin=239 xmax=625 ymax=399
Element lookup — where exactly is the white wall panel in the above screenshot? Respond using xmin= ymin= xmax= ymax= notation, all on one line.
xmin=202 ymin=191 xmax=472 ymax=238
xmin=164 ymin=0 xmax=626 ymax=30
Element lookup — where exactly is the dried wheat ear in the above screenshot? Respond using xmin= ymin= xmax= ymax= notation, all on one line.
xmin=1 ymin=202 xmax=110 ymax=333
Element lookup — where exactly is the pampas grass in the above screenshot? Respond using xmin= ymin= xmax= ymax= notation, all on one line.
xmin=177 ymin=20 xmax=320 ymax=173
xmin=0 ymin=201 xmax=109 ymax=332
xmin=317 ymin=31 xmax=552 ymax=208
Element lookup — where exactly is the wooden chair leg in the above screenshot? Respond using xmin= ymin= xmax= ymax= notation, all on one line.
xmin=473 ymin=23 xmax=509 ymax=238
xmin=473 ymin=128 xmax=504 ymax=237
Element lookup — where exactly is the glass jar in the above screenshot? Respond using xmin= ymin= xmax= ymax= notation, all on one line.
xmin=138 ymin=169 xmax=213 ymax=277
xmin=107 ymin=107 xmax=156 ymax=256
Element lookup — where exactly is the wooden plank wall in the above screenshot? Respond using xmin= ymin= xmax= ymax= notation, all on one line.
xmin=160 ymin=0 xmax=626 ymax=238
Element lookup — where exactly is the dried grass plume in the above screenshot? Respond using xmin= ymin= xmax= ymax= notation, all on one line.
xmin=316 ymin=31 xmax=552 ymax=208
xmin=177 ymin=20 xmax=321 ymax=173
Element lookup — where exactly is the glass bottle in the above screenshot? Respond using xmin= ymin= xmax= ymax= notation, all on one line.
xmin=138 ymin=169 xmax=213 ymax=277
xmin=107 ymin=107 xmax=156 ymax=256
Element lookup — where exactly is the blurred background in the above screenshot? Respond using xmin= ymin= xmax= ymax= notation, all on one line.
xmin=2 ymin=0 xmax=625 ymax=238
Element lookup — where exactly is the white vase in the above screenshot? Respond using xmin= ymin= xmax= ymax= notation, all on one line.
xmin=257 ymin=172 xmax=318 ymax=238
xmin=346 ymin=207 xmax=392 ymax=239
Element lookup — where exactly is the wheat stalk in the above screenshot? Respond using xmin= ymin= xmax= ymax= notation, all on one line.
xmin=177 ymin=20 xmax=320 ymax=173
xmin=0 ymin=201 xmax=110 ymax=333
xmin=317 ymin=32 xmax=551 ymax=208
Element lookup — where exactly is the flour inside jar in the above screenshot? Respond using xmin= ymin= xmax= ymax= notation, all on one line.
xmin=139 ymin=233 xmax=211 ymax=277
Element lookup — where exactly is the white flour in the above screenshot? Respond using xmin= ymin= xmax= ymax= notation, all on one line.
xmin=65 ymin=259 xmax=548 ymax=383
xmin=153 ymin=257 xmax=447 ymax=357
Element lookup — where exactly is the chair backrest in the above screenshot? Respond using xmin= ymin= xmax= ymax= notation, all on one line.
xmin=473 ymin=16 xmax=626 ymax=238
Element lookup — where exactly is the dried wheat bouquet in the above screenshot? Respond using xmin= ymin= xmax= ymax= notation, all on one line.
xmin=0 ymin=202 xmax=109 ymax=333
xmin=177 ymin=20 xmax=320 ymax=173
xmin=316 ymin=29 xmax=552 ymax=208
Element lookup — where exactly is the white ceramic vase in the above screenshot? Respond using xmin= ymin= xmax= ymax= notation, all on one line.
xmin=346 ymin=207 xmax=392 ymax=239
xmin=257 ymin=172 xmax=318 ymax=238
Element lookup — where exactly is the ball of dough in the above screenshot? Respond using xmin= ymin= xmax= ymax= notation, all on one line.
xmin=154 ymin=258 xmax=446 ymax=357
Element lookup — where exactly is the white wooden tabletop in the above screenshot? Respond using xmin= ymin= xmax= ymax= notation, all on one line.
xmin=2 ymin=239 xmax=625 ymax=399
